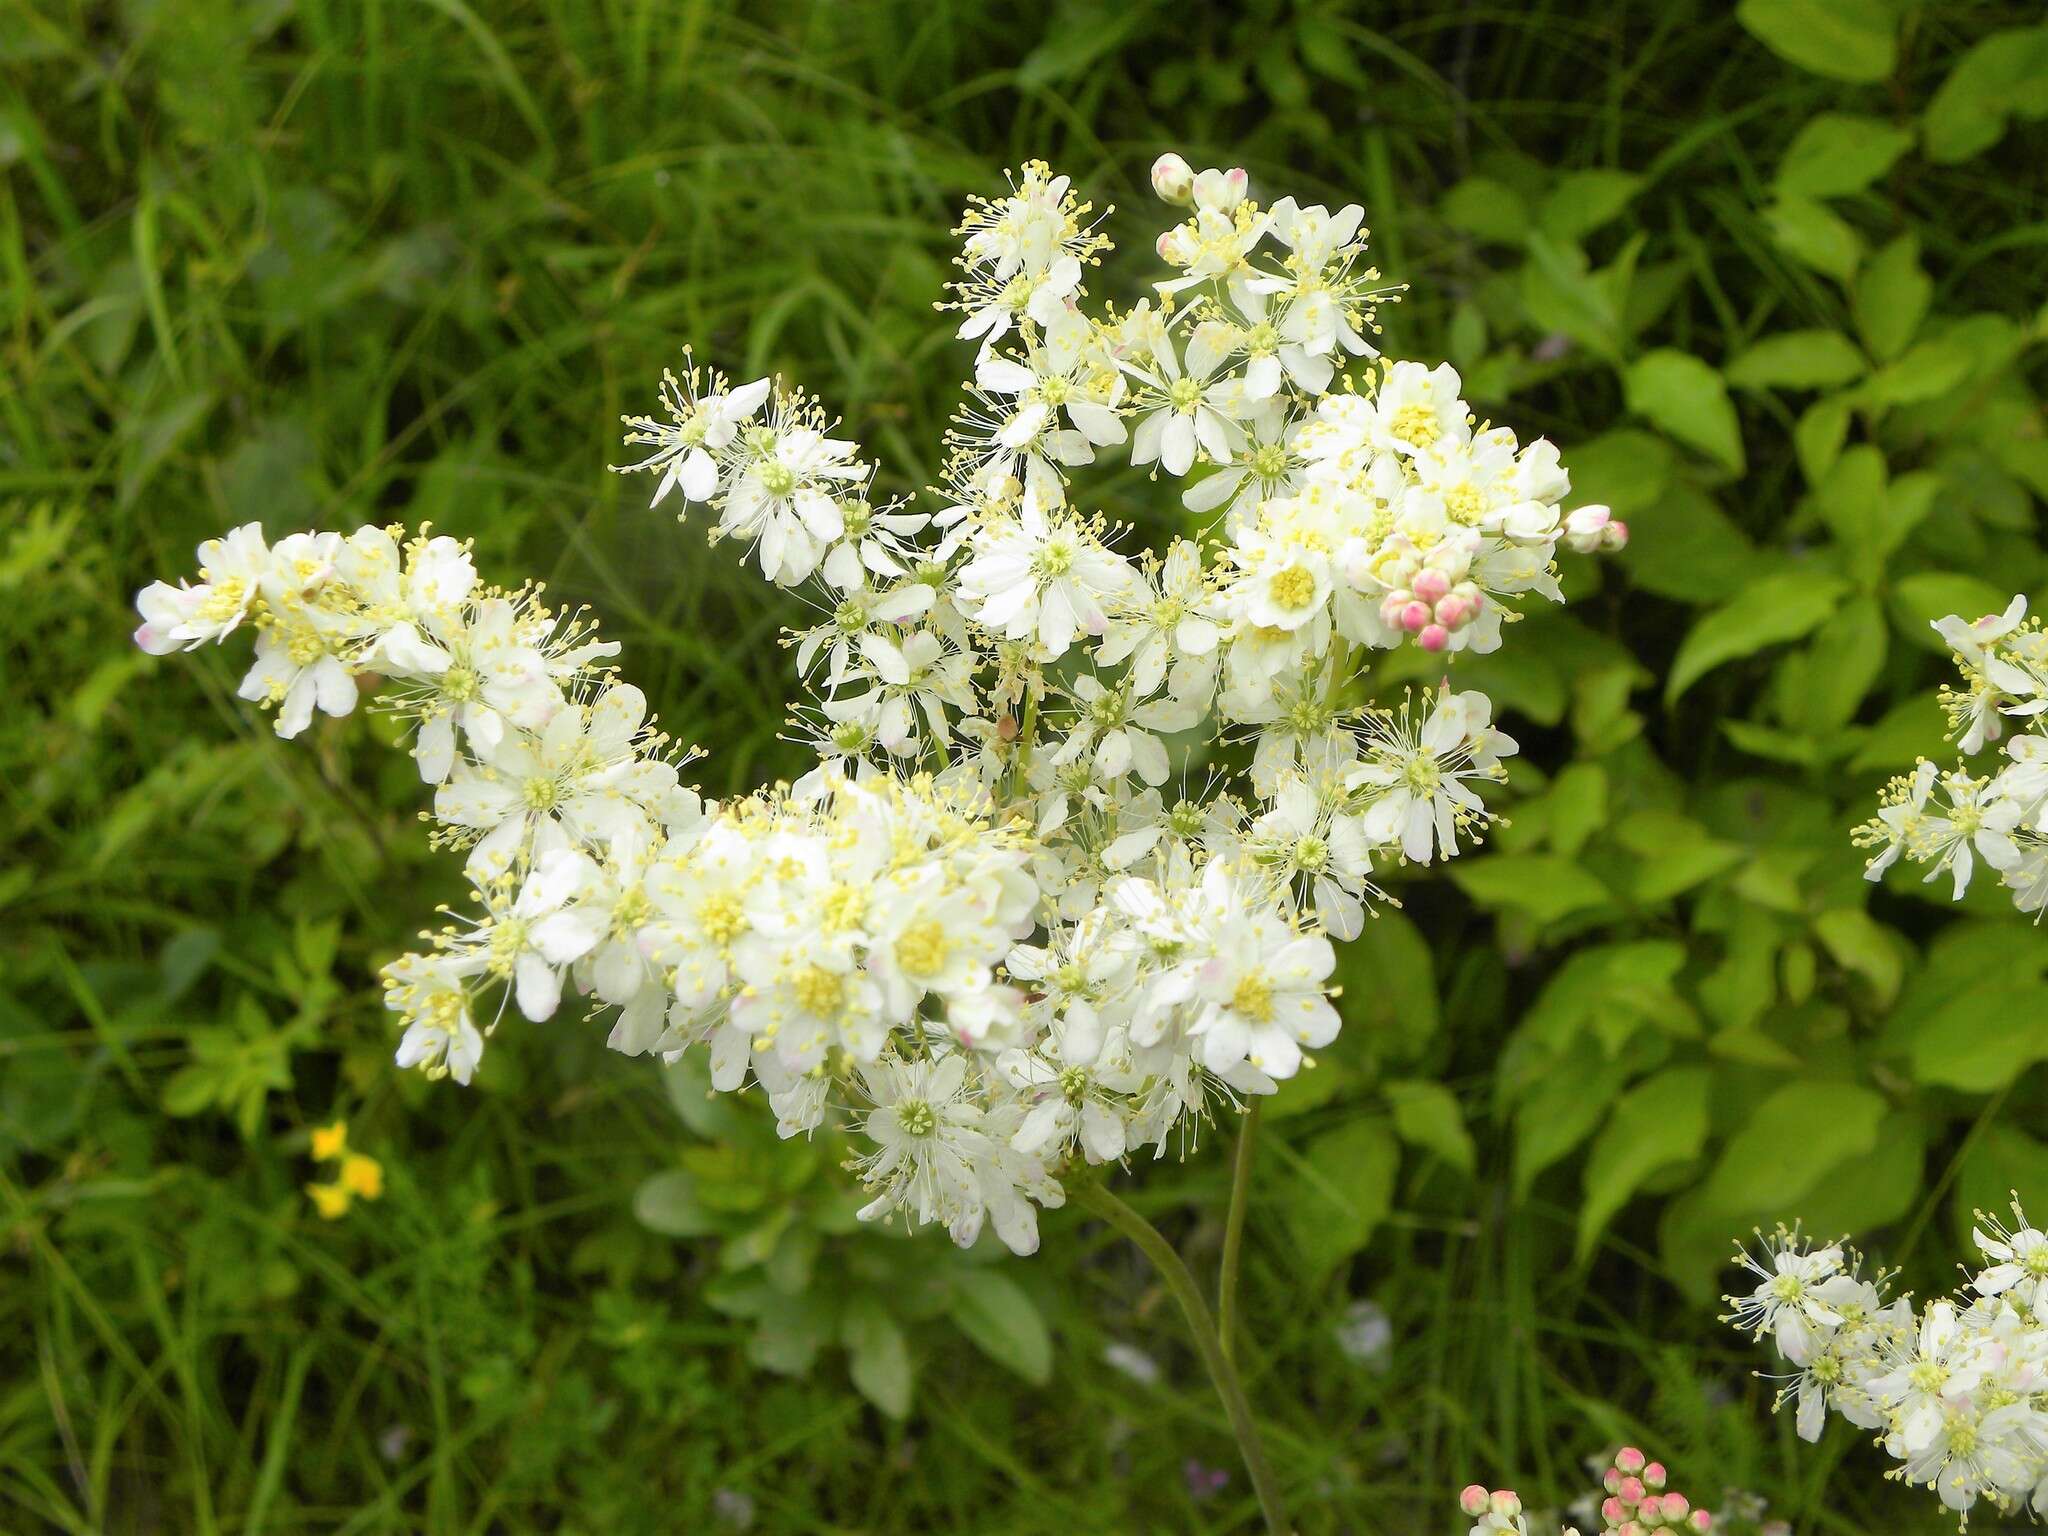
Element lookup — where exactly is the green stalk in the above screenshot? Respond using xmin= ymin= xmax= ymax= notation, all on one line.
xmin=1073 ymin=1181 xmax=1291 ymax=1536
xmin=1218 ymin=1097 xmax=1261 ymax=1370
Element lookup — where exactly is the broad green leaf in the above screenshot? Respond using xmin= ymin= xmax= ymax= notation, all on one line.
xmin=1624 ymin=349 xmax=1743 ymax=473
xmin=1922 ymin=25 xmax=2048 ymax=164
xmin=948 ymin=1270 xmax=1052 ymax=1385
xmin=1802 ymin=595 xmax=1887 ymax=728
xmin=1547 ymin=763 xmax=1608 ymax=856
xmin=1794 ymin=395 xmax=1854 ymax=484
xmin=632 ymin=1170 xmax=723 ymax=1237
xmin=1853 ymin=234 xmax=1931 ymax=361
xmin=1283 ymin=1115 xmax=1399 ymax=1280
xmin=1736 ymin=0 xmax=1896 ymax=82
xmin=842 ymin=1296 xmax=913 ymax=1418
xmin=1773 ymin=114 xmax=1914 ymax=199
xmin=1848 ymin=689 xmax=1950 ymax=771
xmin=1522 ymin=233 xmax=1625 ymax=362
xmin=1952 ymin=1127 xmax=2048 ymax=1255
xmin=1385 ymin=1080 xmax=1476 ymax=1176
xmin=1451 ymin=854 xmax=1613 ymax=924
xmin=1766 ymin=197 xmax=1864 ymax=285
xmin=1618 ymin=486 xmax=1766 ymax=604
xmin=1725 ymin=330 xmax=1866 ymax=390
xmin=1862 ymin=337 xmax=1973 ymax=407
xmin=1564 ymin=429 xmax=1673 ymax=515
xmin=1540 ymin=169 xmax=1643 ymax=243
xmin=1695 ymin=1079 xmax=1888 ymax=1215
xmin=1908 ymin=982 xmax=2048 ymax=1092
xmin=1512 ymin=1056 xmax=1630 ymax=1197
xmin=1665 ymin=571 xmax=1848 ymax=703
xmin=1813 ymin=908 xmax=1905 ymax=1008
xmin=1333 ymin=906 xmax=1439 ymax=1056
xmin=1890 ymin=573 xmax=2012 ymax=655
xmin=1439 ymin=177 xmax=1530 ymax=246
xmin=1577 ymin=1066 xmax=1711 ymax=1261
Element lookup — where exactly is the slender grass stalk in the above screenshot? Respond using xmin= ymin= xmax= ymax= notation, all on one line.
xmin=1072 ymin=1181 xmax=1291 ymax=1536
xmin=1218 ymin=1098 xmax=1260 ymax=1370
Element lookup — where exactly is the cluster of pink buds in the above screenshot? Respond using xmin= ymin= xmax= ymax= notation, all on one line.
xmin=1457 ymin=1448 xmax=1709 ymax=1536
xmin=1374 ymin=540 xmax=1485 ymax=653
xmin=1563 ymin=503 xmax=1629 ymax=555
xmin=1597 ymin=1448 xmax=1710 ymax=1535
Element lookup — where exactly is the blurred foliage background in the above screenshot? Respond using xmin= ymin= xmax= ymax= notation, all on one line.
xmin=5 ymin=0 xmax=2048 ymax=1531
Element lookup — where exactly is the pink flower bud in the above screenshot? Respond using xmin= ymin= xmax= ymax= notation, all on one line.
xmin=1639 ymin=1493 xmax=1665 ymax=1523
xmin=1688 ymin=1511 xmax=1711 ymax=1532
xmin=1150 ymin=152 xmax=1194 ymax=206
xmin=1434 ymin=595 xmax=1468 ymax=629
xmin=1400 ymin=600 xmax=1431 ymax=633
xmin=1605 ymin=518 xmax=1629 ymax=550
xmin=1662 ymin=1494 xmax=1690 ymax=1521
xmin=1618 ymin=1476 xmax=1645 ymax=1504
xmin=1417 ymin=623 xmax=1449 ymax=652
xmin=1459 ymin=1486 xmax=1491 ymax=1517
xmin=1604 ymin=1468 xmax=1623 ymax=1494
xmin=1643 ymin=1462 xmax=1666 ymax=1491
xmin=1604 ymin=1495 xmax=1629 ymax=1523
xmin=1615 ymin=1447 xmax=1647 ymax=1476
xmin=1412 ymin=568 xmax=1450 ymax=603
xmin=1490 ymin=1490 xmax=1521 ymax=1518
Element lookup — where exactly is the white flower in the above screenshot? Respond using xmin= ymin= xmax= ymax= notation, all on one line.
xmin=1349 ymin=689 xmax=1516 ymax=863
xmin=1096 ymin=539 xmax=1222 ymax=699
xmin=720 ymin=423 xmax=867 ymax=586
xmin=133 ymin=521 xmax=272 ymax=653
xmin=1124 ymin=328 xmax=1254 ymax=477
xmin=1249 ymin=776 xmax=1376 ymax=940
xmin=435 ymin=683 xmax=678 ymax=879
xmin=955 ymin=499 xmax=1134 ymax=658
xmin=613 ymin=363 xmax=771 ymax=508
xmin=1176 ymin=864 xmax=1339 ymax=1079
xmin=385 ymin=952 xmax=487 ymax=1086
xmin=1725 ymin=1231 xmax=1849 ymax=1366
xmin=1368 ymin=360 xmax=1471 ymax=458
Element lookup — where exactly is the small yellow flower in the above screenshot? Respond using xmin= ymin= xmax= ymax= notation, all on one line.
xmin=306 ymin=1182 xmax=352 ymax=1220
xmin=311 ymin=1120 xmax=348 ymax=1161
xmin=339 ymin=1152 xmax=384 ymax=1201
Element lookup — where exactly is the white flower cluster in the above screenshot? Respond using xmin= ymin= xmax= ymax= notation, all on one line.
xmin=1461 ymin=1446 xmax=1713 ymax=1536
xmin=137 ymin=153 xmax=1620 ymax=1256
xmin=1855 ymin=595 xmax=2048 ymax=910
xmin=1727 ymin=1212 xmax=2048 ymax=1523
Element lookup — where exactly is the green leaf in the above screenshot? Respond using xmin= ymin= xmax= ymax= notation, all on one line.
xmin=1813 ymin=908 xmax=1905 ymax=1008
xmin=1665 ymin=571 xmax=1849 ymax=703
xmin=948 ymin=1270 xmax=1052 ymax=1385
xmin=842 ymin=1295 xmax=913 ymax=1418
xmin=1333 ymin=907 xmax=1438 ymax=1056
xmin=1862 ymin=337 xmax=1973 ymax=407
xmin=1725 ymin=330 xmax=1866 ymax=390
xmin=1384 ymin=1080 xmax=1476 ymax=1177
xmin=1773 ymin=113 xmax=1914 ymax=199
xmin=1765 ymin=197 xmax=1864 ymax=285
xmin=1282 ymin=1115 xmax=1399 ymax=1281
xmin=1922 ymin=25 xmax=2048 ymax=164
xmin=1695 ymin=1079 xmax=1889 ymax=1215
xmin=1736 ymin=0 xmax=1896 ymax=82
xmin=1794 ymin=395 xmax=1854 ymax=485
xmin=1564 ymin=429 xmax=1673 ymax=516
xmin=1577 ymin=1066 xmax=1711 ymax=1261
xmin=1802 ymin=595 xmax=1887 ymax=728
xmin=1848 ymin=690 xmax=1950 ymax=771
xmin=1624 ymin=349 xmax=1744 ymax=473
xmin=632 ymin=1170 xmax=723 ymax=1237
xmin=1853 ymin=234 xmax=1931 ymax=362
xmin=1439 ymin=177 xmax=1530 ymax=247
xmin=1890 ymin=573 xmax=2012 ymax=655
xmin=1512 ymin=1057 xmax=1629 ymax=1198
xmin=1522 ymin=233 xmax=1625 ymax=362
xmin=1908 ymin=982 xmax=2048 ymax=1092
xmin=1618 ymin=487 xmax=1766 ymax=604
xmin=1547 ymin=763 xmax=1608 ymax=856
xmin=1450 ymin=855 xmax=1614 ymax=924
xmin=1539 ymin=169 xmax=1643 ymax=243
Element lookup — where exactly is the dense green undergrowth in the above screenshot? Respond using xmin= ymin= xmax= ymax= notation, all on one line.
xmin=4 ymin=1 xmax=2046 ymax=1530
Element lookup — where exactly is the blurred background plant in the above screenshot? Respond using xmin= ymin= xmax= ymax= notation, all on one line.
xmin=3 ymin=0 xmax=2045 ymax=1530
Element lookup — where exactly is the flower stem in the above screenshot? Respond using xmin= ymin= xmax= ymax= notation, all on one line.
xmin=1074 ymin=1181 xmax=1291 ymax=1536
xmin=1218 ymin=1097 xmax=1260 ymax=1370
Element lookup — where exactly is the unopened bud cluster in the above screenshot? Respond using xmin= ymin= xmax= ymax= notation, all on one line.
xmin=1460 ymin=1448 xmax=1710 ymax=1536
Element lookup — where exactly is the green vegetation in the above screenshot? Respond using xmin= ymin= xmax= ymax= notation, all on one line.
xmin=5 ymin=1 xmax=2045 ymax=1530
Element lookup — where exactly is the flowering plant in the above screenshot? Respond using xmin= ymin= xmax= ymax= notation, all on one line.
xmin=1463 ymin=1447 xmax=1713 ymax=1536
xmin=1728 ymin=1210 xmax=2048 ymax=1524
xmin=1855 ymin=595 xmax=2048 ymax=910
xmin=134 ymin=151 xmax=1625 ymax=1528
